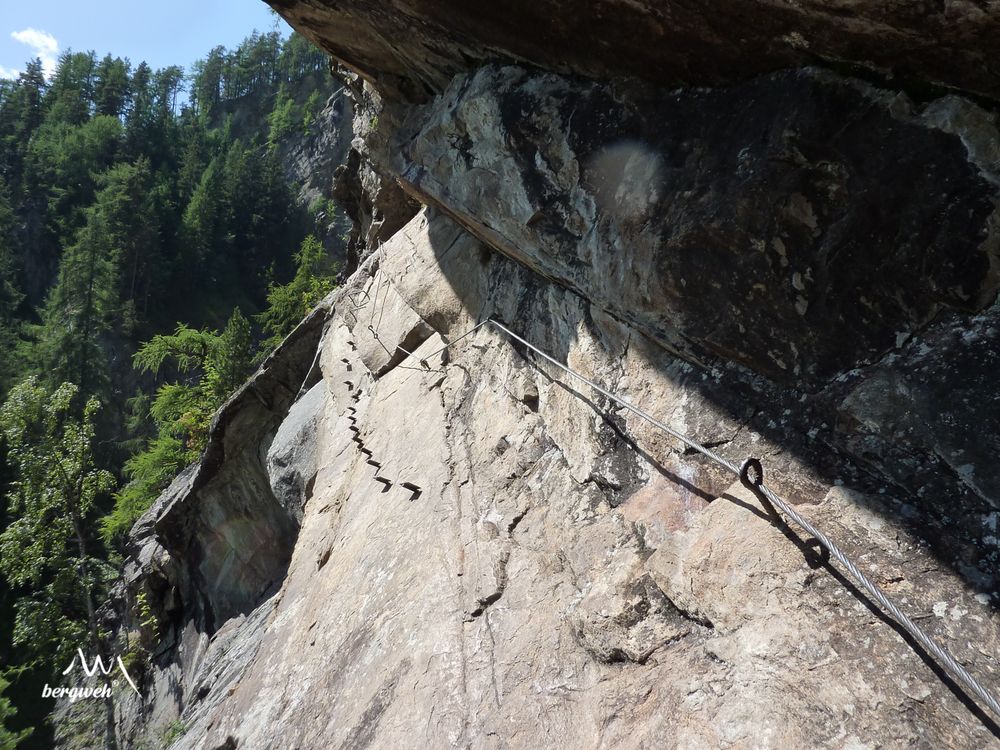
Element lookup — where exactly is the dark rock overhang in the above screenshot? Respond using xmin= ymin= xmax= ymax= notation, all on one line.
xmin=266 ymin=0 xmax=1000 ymax=103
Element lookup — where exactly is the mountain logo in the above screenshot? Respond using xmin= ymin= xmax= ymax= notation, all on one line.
xmin=39 ymin=648 xmax=141 ymax=701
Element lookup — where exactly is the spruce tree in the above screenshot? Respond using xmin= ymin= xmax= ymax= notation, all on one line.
xmin=257 ymin=234 xmax=336 ymax=353
xmin=104 ymin=309 xmax=255 ymax=543
xmin=0 ymin=180 xmax=22 ymax=392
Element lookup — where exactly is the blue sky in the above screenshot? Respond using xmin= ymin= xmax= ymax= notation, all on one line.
xmin=0 ymin=0 xmax=288 ymax=80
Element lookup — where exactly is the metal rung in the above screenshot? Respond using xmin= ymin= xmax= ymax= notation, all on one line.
xmin=400 ymin=482 xmax=422 ymax=501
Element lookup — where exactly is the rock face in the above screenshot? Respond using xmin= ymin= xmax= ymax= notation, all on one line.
xmin=106 ymin=309 xmax=326 ymax=744
xmin=396 ymin=65 xmax=1000 ymax=386
xmin=267 ymin=0 xmax=1000 ymax=102
xmin=332 ymin=77 xmax=421 ymax=272
xmin=111 ymin=210 xmax=1000 ymax=749
xmin=101 ymin=2 xmax=1000 ymax=748
xmin=276 ymin=86 xmax=357 ymax=264
xmin=278 ymin=87 xmax=353 ymax=208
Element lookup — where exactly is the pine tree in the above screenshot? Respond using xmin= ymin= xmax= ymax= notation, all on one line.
xmin=103 ymin=309 xmax=255 ymax=543
xmin=93 ymin=159 xmax=162 ymax=325
xmin=23 ymin=114 xmax=123 ymax=250
xmin=179 ymin=155 xmax=224 ymax=275
xmin=33 ymin=189 xmax=119 ymax=397
xmin=31 ymin=156 xmax=166 ymax=396
xmin=207 ymin=308 xmax=253 ymax=400
xmin=46 ymin=51 xmax=97 ymax=126
xmin=257 ymin=234 xmax=336 ymax=353
xmin=0 ymin=59 xmax=46 ymax=187
xmin=93 ymin=55 xmax=132 ymax=119
xmin=190 ymin=46 xmax=225 ymax=121
xmin=0 ymin=179 xmax=23 ymax=392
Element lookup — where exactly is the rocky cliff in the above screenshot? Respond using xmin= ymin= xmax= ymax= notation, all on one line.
xmin=100 ymin=3 xmax=1000 ymax=748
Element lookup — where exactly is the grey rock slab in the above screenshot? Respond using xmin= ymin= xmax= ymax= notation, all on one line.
xmin=397 ymin=65 xmax=1000 ymax=387
xmin=267 ymin=381 xmax=327 ymax=524
xmin=110 ymin=208 xmax=1000 ymax=750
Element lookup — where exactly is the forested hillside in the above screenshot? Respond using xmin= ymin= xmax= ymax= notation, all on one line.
xmin=0 ymin=28 xmax=340 ymax=747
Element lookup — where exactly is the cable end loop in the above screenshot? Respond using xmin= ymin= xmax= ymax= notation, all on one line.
xmin=740 ymin=457 xmax=764 ymax=490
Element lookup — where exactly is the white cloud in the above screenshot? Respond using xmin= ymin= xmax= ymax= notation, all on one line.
xmin=0 ymin=65 xmax=19 ymax=80
xmin=10 ymin=27 xmax=59 ymax=78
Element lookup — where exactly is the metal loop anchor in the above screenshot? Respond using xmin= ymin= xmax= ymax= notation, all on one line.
xmin=740 ymin=457 xmax=764 ymax=489
xmin=739 ymin=456 xmax=779 ymax=520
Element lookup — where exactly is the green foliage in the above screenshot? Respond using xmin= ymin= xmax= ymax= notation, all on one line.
xmin=189 ymin=30 xmax=327 ymax=119
xmin=207 ymin=308 xmax=254 ymax=400
xmin=103 ymin=310 xmax=255 ymax=543
xmin=101 ymin=433 xmax=188 ymax=544
xmin=257 ymin=234 xmax=337 ymax=353
xmin=24 ymin=115 xmax=123 ymax=245
xmin=178 ymin=140 xmax=303 ymax=317
xmin=0 ymin=60 xmax=46 ymax=183
xmin=29 ymin=158 xmax=162 ymax=395
xmin=0 ymin=671 xmax=32 ymax=749
xmin=189 ymin=46 xmax=226 ymax=121
xmin=135 ymin=590 xmax=158 ymax=637
xmin=179 ymin=157 xmax=223 ymax=269
xmin=0 ymin=378 xmax=115 ymax=667
xmin=267 ymin=85 xmax=298 ymax=148
xmin=45 ymin=51 xmax=97 ymax=126
xmin=161 ymin=719 xmax=187 ymax=746
xmin=124 ymin=64 xmax=184 ymax=164
xmin=0 ymin=25 xmax=340 ymax=738
xmin=131 ymin=325 xmax=219 ymax=378
xmin=115 ymin=590 xmax=158 ymax=689
xmin=0 ymin=179 xmax=23 ymax=393
xmin=93 ymin=55 xmax=132 ymax=119
xmin=116 ymin=641 xmax=147 ymax=695
xmin=301 ymin=90 xmax=323 ymax=135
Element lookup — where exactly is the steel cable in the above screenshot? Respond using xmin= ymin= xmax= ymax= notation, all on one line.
xmin=405 ymin=316 xmax=1000 ymax=721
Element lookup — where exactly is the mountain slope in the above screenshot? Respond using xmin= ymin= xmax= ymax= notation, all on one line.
xmin=102 ymin=3 xmax=1000 ymax=748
